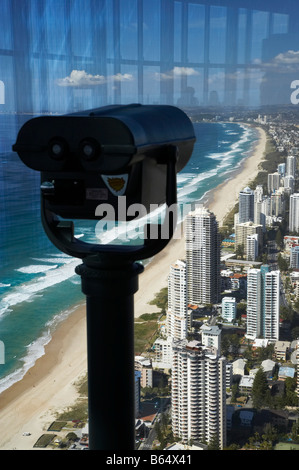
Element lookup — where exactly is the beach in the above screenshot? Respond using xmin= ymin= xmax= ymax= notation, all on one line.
xmin=0 ymin=125 xmax=267 ymax=450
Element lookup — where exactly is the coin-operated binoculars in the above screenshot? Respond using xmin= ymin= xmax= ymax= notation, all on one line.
xmin=13 ymin=104 xmax=195 ymax=450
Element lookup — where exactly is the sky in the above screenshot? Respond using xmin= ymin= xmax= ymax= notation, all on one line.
xmin=0 ymin=0 xmax=299 ymax=113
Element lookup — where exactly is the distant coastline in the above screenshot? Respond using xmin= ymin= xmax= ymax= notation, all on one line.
xmin=203 ymin=122 xmax=266 ymax=224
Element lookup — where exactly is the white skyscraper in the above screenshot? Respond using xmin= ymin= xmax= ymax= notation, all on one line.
xmin=167 ymin=259 xmax=188 ymax=341
xmin=286 ymin=155 xmax=296 ymax=178
xmin=261 ymin=196 xmax=271 ymax=218
xmin=153 ymin=260 xmax=188 ymax=368
xmin=246 ymin=266 xmax=280 ymax=342
xmin=222 ymin=297 xmax=237 ymax=323
xmin=263 ymin=269 xmax=280 ymax=341
xmin=254 ymin=193 xmax=270 ymax=232
xmin=246 ymin=268 xmax=262 ymax=340
xmin=284 ymin=175 xmax=295 ymax=194
xmin=247 ymin=234 xmax=259 ymax=261
xmin=171 ymin=340 xmax=226 ymax=449
xmin=185 ymin=206 xmax=220 ymax=305
xmin=254 ymin=185 xmax=263 ymax=225
xmin=270 ymin=190 xmax=285 ymax=217
xmin=267 ymin=172 xmax=281 ymax=194
xmin=289 ymin=193 xmax=299 ymax=233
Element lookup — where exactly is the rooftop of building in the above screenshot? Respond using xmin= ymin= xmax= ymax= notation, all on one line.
xmin=187 ymin=205 xmax=214 ymax=217
xmin=171 ymin=259 xmax=186 ymax=269
xmin=239 ymin=376 xmax=254 ymax=387
xmin=278 ymin=366 xmax=295 ymax=378
xmin=200 ymin=324 xmax=221 ymax=336
xmin=236 ymin=221 xmax=263 ymax=228
xmin=240 ymin=186 xmax=253 ymax=194
xmin=186 ymin=340 xmax=202 ymax=351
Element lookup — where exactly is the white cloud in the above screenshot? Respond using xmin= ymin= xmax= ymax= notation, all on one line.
xmin=154 ymin=67 xmax=200 ymax=81
xmin=257 ymin=50 xmax=299 ymax=74
xmin=56 ymin=70 xmax=134 ymax=87
xmin=173 ymin=67 xmax=200 ymax=76
xmin=273 ymin=50 xmax=299 ymax=65
xmin=56 ymin=70 xmax=105 ymax=87
xmin=112 ymin=73 xmax=134 ymax=82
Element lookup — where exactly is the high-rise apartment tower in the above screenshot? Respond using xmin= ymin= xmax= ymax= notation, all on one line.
xmin=286 ymin=155 xmax=296 ymax=178
xmin=246 ymin=265 xmax=280 ymax=341
xmin=239 ymin=186 xmax=254 ymax=223
xmin=289 ymin=193 xmax=299 ymax=233
xmin=171 ymin=340 xmax=226 ymax=449
xmin=185 ymin=206 xmax=220 ymax=305
xmin=167 ymin=259 xmax=188 ymax=341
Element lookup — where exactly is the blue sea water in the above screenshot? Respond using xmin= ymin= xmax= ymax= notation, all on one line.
xmin=0 ymin=114 xmax=259 ymax=392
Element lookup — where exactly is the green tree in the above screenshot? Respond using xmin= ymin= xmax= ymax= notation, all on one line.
xmin=237 ymin=302 xmax=246 ymax=318
xmin=221 ymin=335 xmax=231 ymax=357
xmin=154 ymin=421 xmax=163 ymax=444
xmin=275 ymin=229 xmax=283 ymax=248
xmin=231 ymin=383 xmax=239 ymax=403
xmin=262 ymin=423 xmax=277 ymax=445
xmin=291 ymin=326 xmax=299 ymax=340
xmin=243 ymin=344 xmax=255 ymax=370
xmin=280 ymin=305 xmax=294 ymax=323
xmin=235 ymin=244 xmax=245 ymax=260
xmin=259 ymin=439 xmax=273 ymax=450
xmin=277 ymin=254 xmax=288 ymax=272
xmin=261 ymin=252 xmax=268 ymax=264
xmin=256 ymin=344 xmax=274 ymax=361
xmin=230 ymin=334 xmax=241 ymax=358
xmin=285 ymin=377 xmax=298 ymax=406
xmin=149 ymin=287 xmax=168 ymax=314
xmin=208 ymin=433 xmax=220 ymax=450
xmin=245 ymin=432 xmax=261 ymax=450
xmin=291 ymin=421 xmax=299 ymax=443
xmin=251 ymin=368 xmax=269 ymax=409
xmin=225 ymin=443 xmax=240 ymax=450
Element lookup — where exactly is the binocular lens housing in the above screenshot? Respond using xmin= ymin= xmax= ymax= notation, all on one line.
xmin=48 ymin=138 xmax=68 ymax=161
xmin=13 ymin=104 xmax=196 ymax=221
xmin=79 ymin=139 xmax=101 ymax=161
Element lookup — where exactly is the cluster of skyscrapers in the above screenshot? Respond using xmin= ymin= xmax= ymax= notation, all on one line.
xmin=234 ymin=156 xmax=299 ymax=342
xmin=234 ymin=153 xmax=298 ymax=291
xmin=153 ymin=206 xmax=227 ymax=448
xmin=153 ymin=148 xmax=298 ymax=447
xmin=234 ymin=155 xmax=298 ymax=263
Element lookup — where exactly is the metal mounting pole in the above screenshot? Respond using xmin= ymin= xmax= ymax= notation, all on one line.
xmin=75 ymin=258 xmax=144 ymax=450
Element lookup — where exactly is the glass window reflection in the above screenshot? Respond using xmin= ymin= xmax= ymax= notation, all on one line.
xmin=209 ymin=6 xmax=227 ymax=64
xmin=188 ymin=4 xmax=205 ymax=64
xmin=143 ymin=0 xmax=160 ymax=61
xmin=0 ymin=0 xmax=12 ymax=50
xmin=0 ymin=0 xmax=297 ymax=112
xmin=120 ymin=0 xmax=138 ymax=60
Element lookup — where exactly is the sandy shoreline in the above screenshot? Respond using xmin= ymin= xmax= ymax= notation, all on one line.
xmin=0 ymin=125 xmax=267 ymax=450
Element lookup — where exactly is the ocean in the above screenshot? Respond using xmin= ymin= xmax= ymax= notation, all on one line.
xmin=0 ymin=114 xmax=259 ymax=393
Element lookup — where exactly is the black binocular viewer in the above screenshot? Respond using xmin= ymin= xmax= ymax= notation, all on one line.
xmin=13 ymin=104 xmax=195 ymax=221
xmin=13 ymin=104 xmax=195 ymax=260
